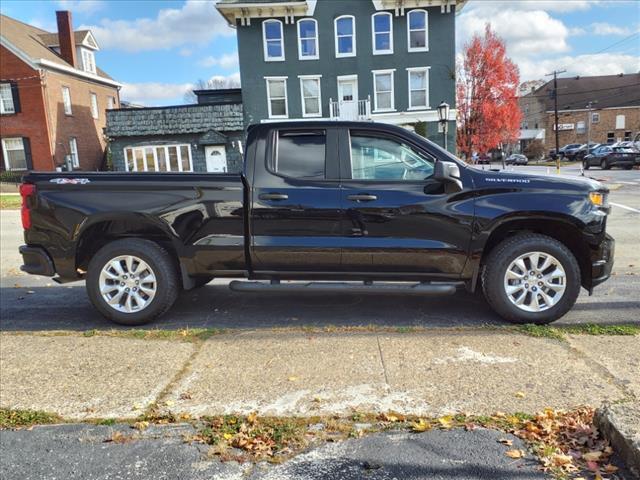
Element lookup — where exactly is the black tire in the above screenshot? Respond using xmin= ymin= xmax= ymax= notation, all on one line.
xmin=191 ymin=276 xmax=214 ymax=289
xmin=601 ymin=159 xmax=610 ymax=170
xmin=582 ymin=160 xmax=590 ymax=170
xmin=624 ymin=165 xmax=633 ymax=170
xmin=86 ymin=238 xmax=179 ymax=326
xmin=481 ymin=234 xmax=581 ymax=325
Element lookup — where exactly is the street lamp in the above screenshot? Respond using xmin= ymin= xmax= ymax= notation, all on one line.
xmin=437 ymin=101 xmax=450 ymax=151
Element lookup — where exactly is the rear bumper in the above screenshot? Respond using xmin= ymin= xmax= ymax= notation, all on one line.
xmin=19 ymin=245 xmax=55 ymax=277
xmin=590 ymin=234 xmax=614 ymax=291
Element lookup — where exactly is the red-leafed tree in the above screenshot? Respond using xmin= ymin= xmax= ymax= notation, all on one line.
xmin=457 ymin=25 xmax=521 ymax=161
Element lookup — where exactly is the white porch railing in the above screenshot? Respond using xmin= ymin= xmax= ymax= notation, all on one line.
xmin=329 ymin=96 xmax=371 ymax=121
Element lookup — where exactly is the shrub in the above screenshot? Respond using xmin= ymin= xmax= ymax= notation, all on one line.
xmin=524 ymin=140 xmax=545 ymax=160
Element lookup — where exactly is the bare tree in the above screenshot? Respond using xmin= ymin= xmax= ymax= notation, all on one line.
xmin=184 ymin=77 xmax=241 ymax=104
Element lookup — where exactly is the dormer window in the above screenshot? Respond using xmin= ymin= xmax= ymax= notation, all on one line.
xmin=81 ymin=48 xmax=96 ymax=74
xmin=263 ymin=19 xmax=284 ymax=61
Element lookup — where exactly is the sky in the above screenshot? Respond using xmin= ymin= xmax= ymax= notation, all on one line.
xmin=1 ymin=0 xmax=638 ymax=106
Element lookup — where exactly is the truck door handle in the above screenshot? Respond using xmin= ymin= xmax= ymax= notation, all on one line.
xmin=348 ymin=194 xmax=378 ymax=202
xmin=259 ymin=193 xmax=289 ymax=201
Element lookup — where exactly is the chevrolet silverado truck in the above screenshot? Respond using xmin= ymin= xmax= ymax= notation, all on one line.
xmin=19 ymin=122 xmax=614 ymax=326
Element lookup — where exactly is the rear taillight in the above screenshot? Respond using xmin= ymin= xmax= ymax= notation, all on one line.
xmin=19 ymin=183 xmax=36 ymax=230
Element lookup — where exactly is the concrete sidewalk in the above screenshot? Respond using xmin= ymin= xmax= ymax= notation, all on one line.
xmin=1 ymin=329 xmax=637 ymax=419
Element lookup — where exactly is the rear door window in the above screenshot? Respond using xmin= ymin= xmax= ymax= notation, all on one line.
xmin=274 ymin=130 xmax=326 ymax=180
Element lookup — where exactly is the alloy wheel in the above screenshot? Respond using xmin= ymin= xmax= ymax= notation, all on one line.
xmin=98 ymin=255 xmax=157 ymax=313
xmin=503 ymin=251 xmax=566 ymax=313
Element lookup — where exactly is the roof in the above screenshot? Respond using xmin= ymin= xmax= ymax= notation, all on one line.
xmin=0 ymin=14 xmax=116 ymax=85
xmin=527 ymin=73 xmax=640 ymax=112
xmin=37 ymin=30 xmax=96 ymax=48
xmin=106 ymin=103 xmax=244 ymax=137
xmin=215 ymin=0 xmax=466 ymax=26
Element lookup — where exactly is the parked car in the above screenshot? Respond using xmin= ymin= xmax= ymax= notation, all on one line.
xmin=550 ymin=143 xmax=581 ymax=160
xmin=563 ymin=144 xmax=584 ymax=161
xmin=19 ymin=121 xmax=614 ymax=326
xmin=574 ymin=143 xmax=600 ymax=162
xmin=476 ymin=153 xmax=491 ymax=164
xmin=505 ymin=154 xmax=528 ymax=166
xmin=583 ymin=145 xmax=640 ymax=170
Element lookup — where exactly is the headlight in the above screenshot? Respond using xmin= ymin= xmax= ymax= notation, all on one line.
xmin=589 ymin=191 xmax=605 ymax=207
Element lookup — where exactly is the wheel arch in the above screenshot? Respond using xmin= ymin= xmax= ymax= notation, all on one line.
xmin=74 ymin=214 xmax=191 ymax=288
xmin=473 ymin=215 xmax=592 ymax=290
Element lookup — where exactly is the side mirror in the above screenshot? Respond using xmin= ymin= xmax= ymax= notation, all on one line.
xmin=434 ymin=161 xmax=463 ymax=190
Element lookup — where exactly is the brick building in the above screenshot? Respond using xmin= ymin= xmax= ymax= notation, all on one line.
xmin=518 ymin=73 xmax=639 ymax=153
xmin=0 ymin=11 xmax=121 ymax=172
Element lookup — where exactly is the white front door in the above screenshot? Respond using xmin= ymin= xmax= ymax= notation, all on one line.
xmin=337 ymin=77 xmax=358 ymax=120
xmin=205 ymin=146 xmax=228 ymax=173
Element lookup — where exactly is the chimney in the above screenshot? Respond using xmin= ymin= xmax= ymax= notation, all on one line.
xmin=56 ymin=11 xmax=76 ymax=68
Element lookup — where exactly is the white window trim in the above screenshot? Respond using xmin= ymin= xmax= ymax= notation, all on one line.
xmin=371 ymin=12 xmax=393 ymax=55
xmin=263 ymin=19 xmax=285 ymax=62
xmin=107 ymin=96 xmax=115 ymax=110
xmin=406 ymin=66 xmax=430 ymax=110
xmin=1 ymin=137 xmax=26 ymax=170
xmin=297 ymin=18 xmax=319 ymax=60
xmin=62 ymin=86 xmax=72 ymax=115
xmin=265 ymin=76 xmax=289 ymax=119
xmin=123 ymin=145 xmax=193 ymax=172
xmin=591 ymin=112 xmax=600 ymax=124
xmin=407 ymin=9 xmax=429 ymax=52
xmin=334 ymin=15 xmax=356 ymax=58
xmin=0 ymin=83 xmax=15 ymax=114
xmin=298 ymin=75 xmax=322 ymax=118
xmin=90 ymin=92 xmax=99 ymax=119
xmin=372 ymin=69 xmax=395 ymax=113
xmin=69 ymin=137 xmax=79 ymax=168
xmin=615 ymin=114 xmax=625 ymax=130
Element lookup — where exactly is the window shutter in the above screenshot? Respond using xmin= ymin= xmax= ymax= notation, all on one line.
xmin=22 ymin=137 xmax=33 ymax=170
xmin=10 ymin=82 xmax=21 ymax=113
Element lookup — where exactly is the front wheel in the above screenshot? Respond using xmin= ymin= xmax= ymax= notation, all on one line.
xmin=481 ymin=234 xmax=581 ymax=324
xmin=86 ymin=239 xmax=179 ymax=326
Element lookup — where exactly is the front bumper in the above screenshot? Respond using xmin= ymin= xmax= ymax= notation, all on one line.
xmin=19 ymin=245 xmax=55 ymax=277
xmin=589 ymin=233 xmax=614 ymax=291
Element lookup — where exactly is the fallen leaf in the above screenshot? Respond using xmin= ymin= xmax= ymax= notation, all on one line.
xmin=498 ymin=438 xmax=513 ymax=446
xmin=438 ymin=415 xmax=454 ymax=429
xmin=132 ymin=403 xmax=143 ymax=410
xmin=552 ymin=454 xmax=573 ymax=466
xmin=411 ymin=419 xmax=431 ymax=432
xmin=505 ymin=449 xmax=525 ymax=459
xmin=583 ymin=451 xmax=603 ymax=462
xmin=164 ymin=400 xmax=175 ymax=407
xmin=288 ymin=376 xmax=298 ymax=382
xmin=515 ymin=391 xmax=526 ymax=398
xmin=133 ymin=421 xmax=149 ymax=431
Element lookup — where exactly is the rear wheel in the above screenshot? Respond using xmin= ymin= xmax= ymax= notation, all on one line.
xmin=482 ymin=234 xmax=581 ymax=324
xmin=86 ymin=239 xmax=179 ymax=326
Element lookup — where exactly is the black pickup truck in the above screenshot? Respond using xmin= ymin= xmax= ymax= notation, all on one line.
xmin=19 ymin=122 xmax=614 ymax=326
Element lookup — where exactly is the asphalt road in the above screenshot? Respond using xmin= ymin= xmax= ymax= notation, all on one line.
xmin=1 ymin=164 xmax=639 ymax=332
xmin=0 ymin=423 xmax=547 ymax=480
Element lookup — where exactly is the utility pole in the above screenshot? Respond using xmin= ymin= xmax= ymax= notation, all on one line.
xmin=546 ymin=69 xmax=566 ymax=174
xmin=583 ymin=100 xmax=597 ymax=177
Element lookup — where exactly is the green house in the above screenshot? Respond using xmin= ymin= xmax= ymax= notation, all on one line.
xmin=215 ymin=0 xmax=466 ymax=151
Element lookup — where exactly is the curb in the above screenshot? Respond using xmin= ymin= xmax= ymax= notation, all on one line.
xmin=594 ymin=404 xmax=640 ymax=477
